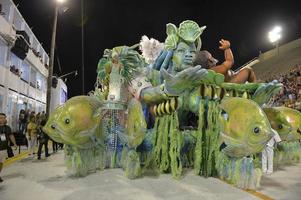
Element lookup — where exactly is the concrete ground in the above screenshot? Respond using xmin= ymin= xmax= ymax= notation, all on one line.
xmin=258 ymin=162 xmax=301 ymax=200
xmin=0 ymin=151 xmax=259 ymax=200
xmin=2 ymin=151 xmax=301 ymax=200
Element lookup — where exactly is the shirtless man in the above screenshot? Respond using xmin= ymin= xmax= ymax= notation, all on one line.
xmin=194 ymin=39 xmax=256 ymax=83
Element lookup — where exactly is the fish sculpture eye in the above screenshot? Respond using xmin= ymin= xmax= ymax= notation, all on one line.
xmin=65 ymin=118 xmax=70 ymax=124
xmin=253 ymin=127 xmax=260 ymax=134
xmin=51 ymin=124 xmax=56 ymax=130
xmin=278 ymin=124 xmax=283 ymax=129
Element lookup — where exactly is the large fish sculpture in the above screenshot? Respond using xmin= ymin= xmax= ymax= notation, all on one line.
xmin=43 ymin=96 xmax=104 ymax=149
xmin=219 ymin=97 xmax=274 ymax=158
xmin=263 ymin=107 xmax=301 ymax=141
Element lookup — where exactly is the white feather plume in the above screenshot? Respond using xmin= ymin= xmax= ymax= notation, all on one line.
xmin=139 ymin=35 xmax=164 ymax=64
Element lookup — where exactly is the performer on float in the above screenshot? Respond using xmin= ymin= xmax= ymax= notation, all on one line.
xmin=193 ymin=39 xmax=257 ymax=83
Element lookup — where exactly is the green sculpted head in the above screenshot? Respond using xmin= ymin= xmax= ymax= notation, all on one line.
xmin=164 ymin=20 xmax=206 ymax=73
xmin=172 ymin=41 xmax=197 ymax=72
xmin=164 ymin=20 xmax=206 ymax=51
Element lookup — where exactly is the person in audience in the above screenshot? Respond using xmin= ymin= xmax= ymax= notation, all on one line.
xmin=37 ymin=119 xmax=50 ymax=160
xmin=18 ymin=109 xmax=26 ymax=135
xmin=26 ymin=116 xmax=38 ymax=157
xmin=52 ymin=139 xmax=58 ymax=153
xmin=0 ymin=113 xmax=17 ymax=182
xmin=267 ymin=64 xmax=301 ymax=108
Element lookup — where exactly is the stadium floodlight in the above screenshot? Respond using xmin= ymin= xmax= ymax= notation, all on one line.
xmin=268 ymin=26 xmax=282 ymax=43
xmin=56 ymin=0 xmax=66 ymax=3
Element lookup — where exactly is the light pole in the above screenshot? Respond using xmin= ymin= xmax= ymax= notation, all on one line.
xmin=81 ymin=0 xmax=85 ymax=95
xmin=268 ymin=26 xmax=282 ymax=56
xmin=46 ymin=0 xmax=66 ymax=117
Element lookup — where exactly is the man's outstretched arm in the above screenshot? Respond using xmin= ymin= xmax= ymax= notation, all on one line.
xmin=210 ymin=39 xmax=234 ymax=75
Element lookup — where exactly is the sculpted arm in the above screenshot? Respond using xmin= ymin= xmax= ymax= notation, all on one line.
xmin=129 ymin=66 xmax=207 ymax=105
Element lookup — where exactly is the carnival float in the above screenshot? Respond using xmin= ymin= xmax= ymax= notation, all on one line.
xmin=43 ymin=20 xmax=301 ymax=190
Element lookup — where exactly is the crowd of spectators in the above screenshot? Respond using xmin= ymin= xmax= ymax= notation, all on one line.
xmin=18 ymin=110 xmax=62 ymax=159
xmin=18 ymin=109 xmax=46 ymax=135
xmin=267 ymin=64 xmax=301 ymax=110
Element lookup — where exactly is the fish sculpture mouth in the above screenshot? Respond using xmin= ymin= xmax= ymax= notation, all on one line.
xmin=220 ymin=132 xmax=253 ymax=158
xmin=47 ymin=123 xmax=79 ymax=145
xmin=43 ymin=126 xmax=64 ymax=143
xmin=297 ymin=129 xmax=301 ymax=135
xmin=46 ymin=123 xmax=98 ymax=148
xmin=220 ymin=132 xmax=243 ymax=145
xmin=219 ymin=131 xmax=267 ymax=158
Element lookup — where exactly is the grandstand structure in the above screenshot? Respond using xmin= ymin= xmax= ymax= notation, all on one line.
xmin=252 ymin=37 xmax=301 ymax=81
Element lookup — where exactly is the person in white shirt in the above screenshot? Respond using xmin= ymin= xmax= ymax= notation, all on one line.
xmin=262 ymin=129 xmax=282 ymax=175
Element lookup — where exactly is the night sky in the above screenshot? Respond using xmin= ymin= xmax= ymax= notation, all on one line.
xmin=12 ymin=0 xmax=301 ymax=98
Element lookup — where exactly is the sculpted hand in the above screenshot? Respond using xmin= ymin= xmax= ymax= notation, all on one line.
xmin=252 ymin=80 xmax=283 ymax=106
xmin=161 ymin=65 xmax=208 ymax=96
xmin=151 ymin=50 xmax=173 ymax=70
xmin=219 ymin=39 xmax=230 ymax=50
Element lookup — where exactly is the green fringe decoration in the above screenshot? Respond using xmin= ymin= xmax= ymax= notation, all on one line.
xmin=65 ymin=145 xmax=105 ymax=177
xmin=111 ymin=151 xmax=117 ymax=168
xmin=169 ymin=113 xmax=183 ymax=178
xmin=152 ymin=113 xmax=183 ymax=178
xmin=182 ymin=130 xmax=196 ymax=168
xmin=253 ymin=154 xmax=261 ymax=169
xmin=194 ymin=100 xmax=205 ymax=174
xmin=153 ymin=115 xmax=169 ymax=172
xmin=124 ymin=149 xmax=142 ymax=179
xmin=104 ymin=149 xmax=119 ymax=169
xmin=194 ymin=99 xmax=220 ymax=177
xmin=139 ymin=130 xmax=159 ymax=175
xmin=121 ymin=147 xmax=128 ymax=168
xmin=215 ymin=152 xmax=262 ymax=189
xmin=274 ymin=141 xmax=301 ymax=167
